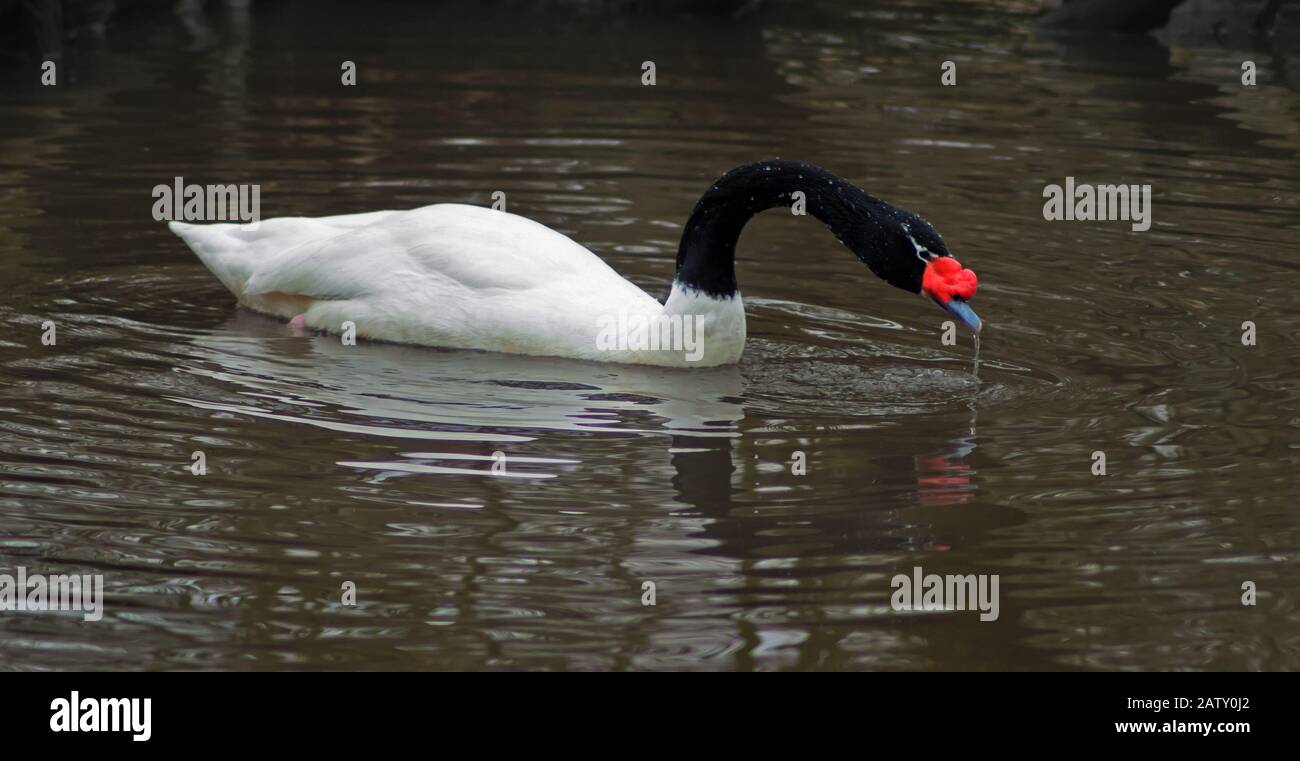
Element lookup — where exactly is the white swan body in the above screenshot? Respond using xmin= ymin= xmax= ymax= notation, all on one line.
xmin=171 ymin=204 xmax=746 ymax=367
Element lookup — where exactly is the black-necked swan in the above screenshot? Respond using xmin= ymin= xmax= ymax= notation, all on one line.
xmin=170 ymin=159 xmax=981 ymax=368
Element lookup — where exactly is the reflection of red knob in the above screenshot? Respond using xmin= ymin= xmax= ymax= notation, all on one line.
xmin=916 ymin=455 xmax=974 ymax=506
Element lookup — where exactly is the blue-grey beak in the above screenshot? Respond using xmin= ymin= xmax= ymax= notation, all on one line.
xmin=941 ymin=297 xmax=982 ymax=334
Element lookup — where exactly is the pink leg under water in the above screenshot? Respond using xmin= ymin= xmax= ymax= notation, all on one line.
xmin=289 ymin=313 xmax=307 ymax=335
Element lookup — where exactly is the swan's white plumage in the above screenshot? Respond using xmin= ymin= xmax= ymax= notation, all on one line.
xmin=170 ymin=204 xmax=745 ymax=367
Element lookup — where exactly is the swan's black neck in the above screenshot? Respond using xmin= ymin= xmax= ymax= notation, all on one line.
xmin=673 ymin=160 xmax=940 ymax=298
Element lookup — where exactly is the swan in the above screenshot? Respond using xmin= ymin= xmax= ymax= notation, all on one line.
xmin=170 ymin=159 xmax=981 ymax=368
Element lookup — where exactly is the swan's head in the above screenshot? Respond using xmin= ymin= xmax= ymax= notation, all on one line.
xmin=858 ymin=212 xmax=982 ymax=334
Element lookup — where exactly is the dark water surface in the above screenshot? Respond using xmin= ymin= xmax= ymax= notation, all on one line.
xmin=1 ymin=0 xmax=1298 ymax=670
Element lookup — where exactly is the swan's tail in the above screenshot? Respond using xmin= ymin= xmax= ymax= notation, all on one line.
xmin=170 ymin=210 xmax=401 ymax=300
xmin=168 ymin=220 xmax=257 ymax=297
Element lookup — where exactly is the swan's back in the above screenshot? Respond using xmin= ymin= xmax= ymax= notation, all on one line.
xmin=171 ymin=203 xmax=674 ymax=362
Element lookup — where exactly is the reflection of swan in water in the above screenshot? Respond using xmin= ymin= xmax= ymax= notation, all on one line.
xmin=168 ymin=310 xmax=1013 ymax=564
xmin=163 ymin=287 xmax=1012 ymax=492
xmin=167 ymin=311 xmax=745 ymax=478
